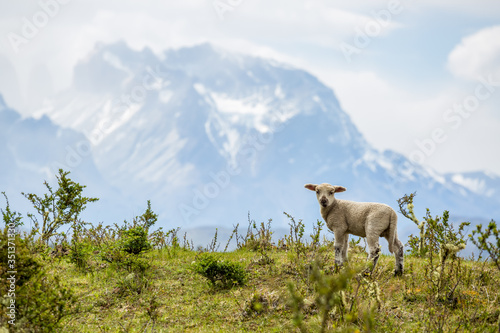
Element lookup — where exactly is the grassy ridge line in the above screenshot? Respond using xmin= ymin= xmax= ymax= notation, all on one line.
xmin=43 ymin=241 xmax=497 ymax=332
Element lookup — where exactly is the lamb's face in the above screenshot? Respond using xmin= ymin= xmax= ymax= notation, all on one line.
xmin=304 ymin=183 xmax=346 ymax=208
xmin=315 ymin=184 xmax=337 ymax=208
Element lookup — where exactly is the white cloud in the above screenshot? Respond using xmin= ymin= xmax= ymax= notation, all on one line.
xmin=328 ymin=0 xmax=500 ymax=19
xmin=0 ymin=0 xmax=405 ymax=108
xmin=447 ymin=25 xmax=500 ymax=81
xmin=420 ymin=0 xmax=500 ymax=18
xmin=309 ymin=61 xmax=500 ymax=175
xmin=0 ymin=0 xmax=499 ymax=175
xmin=314 ymin=68 xmax=453 ymax=152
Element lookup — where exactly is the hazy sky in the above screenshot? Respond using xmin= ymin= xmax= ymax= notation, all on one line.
xmin=1 ymin=0 xmax=499 ymax=175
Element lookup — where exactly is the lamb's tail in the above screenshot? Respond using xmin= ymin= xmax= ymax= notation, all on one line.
xmin=388 ymin=210 xmax=398 ymax=254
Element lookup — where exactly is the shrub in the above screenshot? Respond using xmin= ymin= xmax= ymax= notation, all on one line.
xmin=21 ymin=169 xmax=98 ymax=249
xmin=100 ymin=241 xmax=151 ymax=273
xmin=399 ymin=194 xmax=472 ymax=307
xmin=238 ymin=214 xmax=274 ymax=252
xmin=470 ymin=220 xmax=500 ymax=271
xmin=398 ymin=193 xmax=469 ymax=258
xmin=120 ymin=226 xmax=152 ymax=255
xmin=287 ymin=261 xmax=364 ymax=333
xmin=149 ymin=227 xmax=180 ymax=250
xmin=69 ymin=240 xmax=94 ymax=271
xmin=114 ymin=272 xmax=150 ymax=297
xmin=192 ymin=253 xmax=247 ymax=289
xmin=0 ymin=228 xmax=76 ymax=332
xmin=1 ymin=192 xmax=23 ymax=229
xmin=282 ymin=212 xmax=307 ymax=261
xmin=137 ymin=200 xmax=158 ymax=231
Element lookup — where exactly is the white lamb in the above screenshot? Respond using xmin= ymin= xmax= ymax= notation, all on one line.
xmin=305 ymin=183 xmax=404 ymax=275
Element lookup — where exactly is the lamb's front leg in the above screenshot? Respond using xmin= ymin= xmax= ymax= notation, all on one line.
xmin=334 ymin=231 xmax=347 ymax=266
xmin=342 ymin=234 xmax=349 ymax=263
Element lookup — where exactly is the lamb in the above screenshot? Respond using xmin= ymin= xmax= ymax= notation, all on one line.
xmin=305 ymin=183 xmax=404 ymax=275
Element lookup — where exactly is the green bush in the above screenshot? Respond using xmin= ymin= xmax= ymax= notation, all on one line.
xmin=69 ymin=240 xmax=94 ymax=271
xmin=0 ymin=229 xmax=76 ymax=332
xmin=192 ymin=253 xmax=247 ymax=289
xmin=21 ymin=169 xmax=98 ymax=250
xmin=114 ymin=272 xmax=150 ymax=297
xmin=100 ymin=241 xmax=151 ymax=273
xmin=398 ymin=193 xmax=469 ymax=258
xmin=1 ymin=192 xmax=23 ymax=229
xmin=470 ymin=220 xmax=500 ymax=271
xmin=120 ymin=226 xmax=152 ymax=255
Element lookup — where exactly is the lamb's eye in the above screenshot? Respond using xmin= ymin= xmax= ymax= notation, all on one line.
xmin=316 ymin=190 xmax=320 ymax=194
xmin=329 ymin=191 xmax=334 ymax=195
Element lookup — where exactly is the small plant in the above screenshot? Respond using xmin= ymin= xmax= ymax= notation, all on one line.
xmin=22 ymin=169 xmax=98 ymax=249
xmin=192 ymin=252 xmax=247 ymax=289
xmin=348 ymin=237 xmax=364 ymax=255
xmin=310 ymin=264 xmax=350 ymax=332
xmin=399 ymin=194 xmax=471 ymax=313
xmin=287 ymin=282 xmax=306 ymax=333
xmin=310 ymin=219 xmax=324 ymax=250
xmin=283 ymin=211 xmax=307 ymax=262
xmin=69 ymin=239 xmax=94 ymax=271
xmin=120 ymin=226 xmax=152 ymax=255
xmin=1 ymin=192 xmax=23 ymax=229
xmin=114 ymin=272 xmax=150 ymax=296
xmin=237 ymin=216 xmax=275 ymax=265
xmin=150 ymin=227 xmax=182 ymax=258
xmin=101 ymin=243 xmax=151 ymax=273
xmin=238 ymin=213 xmax=274 ymax=252
xmin=425 ymin=209 xmax=469 ymax=258
xmin=137 ymin=200 xmax=158 ymax=231
xmin=206 ymin=228 xmax=220 ymax=252
xmin=68 ymin=219 xmax=94 ymax=270
xmin=84 ymin=221 xmax=119 ymax=248
xmin=287 ymin=261 xmax=364 ymax=333
xmin=224 ymin=224 xmax=239 ymax=252
xmin=470 ymin=220 xmax=500 ymax=271
xmin=398 ymin=192 xmax=426 ymax=256
xmin=144 ymin=293 xmax=160 ymax=332
xmin=399 ymin=193 xmax=469 ymax=259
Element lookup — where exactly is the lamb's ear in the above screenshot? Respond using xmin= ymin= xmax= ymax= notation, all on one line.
xmin=334 ymin=186 xmax=347 ymax=193
xmin=304 ymin=184 xmax=317 ymax=191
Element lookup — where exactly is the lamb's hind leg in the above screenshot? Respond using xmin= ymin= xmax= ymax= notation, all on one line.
xmin=394 ymin=238 xmax=404 ymax=276
xmin=366 ymin=235 xmax=381 ymax=274
xmin=384 ymin=234 xmax=404 ymax=276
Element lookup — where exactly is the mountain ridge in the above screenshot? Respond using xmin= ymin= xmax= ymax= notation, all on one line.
xmin=2 ymin=42 xmax=498 ymax=240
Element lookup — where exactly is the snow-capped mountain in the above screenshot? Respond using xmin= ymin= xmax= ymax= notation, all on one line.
xmin=7 ymin=41 xmax=500 ymax=239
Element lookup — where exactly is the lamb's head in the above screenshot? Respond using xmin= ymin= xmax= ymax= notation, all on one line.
xmin=304 ymin=183 xmax=346 ymax=208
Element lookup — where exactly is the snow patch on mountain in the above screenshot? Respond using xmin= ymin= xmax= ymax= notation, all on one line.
xmin=210 ymin=92 xmax=273 ymax=132
xmin=451 ymin=173 xmax=496 ymax=197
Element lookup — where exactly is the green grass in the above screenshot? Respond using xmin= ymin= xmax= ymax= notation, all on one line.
xmin=39 ymin=242 xmax=499 ymax=333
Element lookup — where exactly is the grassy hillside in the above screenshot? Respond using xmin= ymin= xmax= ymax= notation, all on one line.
xmin=57 ymin=245 xmax=500 ymax=332
xmin=3 ymin=231 xmax=500 ymax=332
xmin=1 ymin=171 xmax=499 ymax=332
